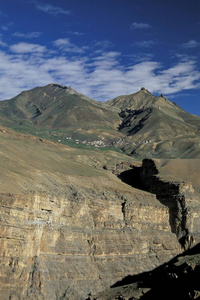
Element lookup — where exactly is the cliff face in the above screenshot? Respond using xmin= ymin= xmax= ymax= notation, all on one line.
xmin=0 ymin=189 xmax=180 ymax=300
xmin=140 ymin=159 xmax=200 ymax=250
xmin=88 ymin=159 xmax=200 ymax=300
xmin=118 ymin=159 xmax=200 ymax=251
xmin=89 ymin=243 xmax=200 ymax=300
xmin=0 ymin=127 xmax=199 ymax=299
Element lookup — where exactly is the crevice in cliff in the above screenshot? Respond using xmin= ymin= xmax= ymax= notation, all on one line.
xmin=121 ymin=199 xmax=126 ymax=221
xmin=87 ymin=237 xmax=96 ymax=256
xmin=27 ymin=256 xmax=44 ymax=298
xmin=117 ymin=159 xmax=194 ymax=250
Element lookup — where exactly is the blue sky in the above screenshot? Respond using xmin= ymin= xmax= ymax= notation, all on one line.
xmin=0 ymin=0 xmax=200 ymax=115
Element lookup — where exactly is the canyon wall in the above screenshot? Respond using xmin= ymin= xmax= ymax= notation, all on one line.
xmin=0 ymin=126 xmax=199 ymax=299
xmin=141 ymin=159 xmax=200 ymax=249
xmin=0 ymin=185 xmax=180 ymax=300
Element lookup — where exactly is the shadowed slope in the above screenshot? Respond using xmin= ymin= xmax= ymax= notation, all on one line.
xmin=0 ymin=84 xmax=200 ymax=158
xmin=88 ymin=243 xmax=200 ymax=300
xmin=107 ymin=88 xmax=200 ymax=158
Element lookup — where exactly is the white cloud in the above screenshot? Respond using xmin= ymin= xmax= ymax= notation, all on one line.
xmin=155 ymin=61 xmax=200 ymax=94
xmin=175 ymin=53 xmax=197 ymax=62
xmin=92 ymin=40 xmax=113 ymax=49
xmin=67 ymin=31 xmax=84 ymax=36
xmin=34 ymin=2 xmax=71 ymax=16
xmin=2 ymin=22 xmax=13 ymax=31
xmin=13 ymin=32 xmax=42 ymax=39
xmin=0 ymin=40 xmax=199 ymax=101
xmin=135 ymin=40 xmax=157 ymax=48
xmin=130 ymin=22 xmax=152 ymax=30
xmin=53 ymin=38 xmax=87 ymax=53
xmin=0 ymin=36 xmax=7 ymax=47
xmin=10 ymin=42 xmax=46 ymax=53
xmin=181 ymin=40 xmax=199 ymax=49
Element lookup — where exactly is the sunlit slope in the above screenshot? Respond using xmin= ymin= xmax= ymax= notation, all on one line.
xmin=0 ymin=125 xmax=134 ymax=194
xmin=0 ymin=84 xmax=200 ymax=158
xmin=0 ymin=83 xmax=122 ymax=143
xmin=107 ymin=88 xmax=200 ymax=158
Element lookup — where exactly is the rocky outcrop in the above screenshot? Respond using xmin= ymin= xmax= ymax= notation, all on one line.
xmin=0 ymin=187 xmax=180 ymax=300
xmin=88 ymin=243 xmax=200 ymax=300
xmin=118 ymin=159 xmax=200 ymax=250
xmin=0 ymin=126 xmax=199 ymax=300
xmin=88 ymin=160 xmax=200 ymax=300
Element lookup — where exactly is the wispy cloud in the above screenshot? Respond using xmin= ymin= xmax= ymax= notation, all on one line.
xmin=92 ymin=40 xmax=113 ymax=50
xmin=2 ymin=22 xmax=13 ymax=31
xmin=0 ymin=40 xmax=7 ymax=47
xmin=130 ymin=22 xmax=152 ymax=30
xmin=13 ymin=32 xmax=42 ymax=39
xmin=0 ymin=35 xmax=7 ymax=47
xmin=10 ymin=42 xmax=46 ymax=53
xmin=0 ymin=40 xmax=199 ymax=101
xmin=135 ymin=40 xmax=157 ymax=48
xmin=34 ymin=1 xmax=71 ymax=16
xmin=67 ymin=31 xmax=84 ymax=36
xmin=181 ymin=40 xmax=199 ymax=49
xmin=53 ymin=38 xmax=87 ymax=54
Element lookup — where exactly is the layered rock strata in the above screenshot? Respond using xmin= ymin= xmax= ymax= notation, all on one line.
xmin=118 ymin=159 xmax=200 ymax=250
xmin=0 ymin=127 xmax=198 ymax=299
xmin=0 ymin=187 xmax=180 ymax=300
xmin=88 ymin=243 xmax=200 ymax=300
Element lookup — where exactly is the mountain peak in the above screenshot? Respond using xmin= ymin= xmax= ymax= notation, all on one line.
xmin=50 ymin=83 xmax=68 ymax=89
xmin=140 ymin=87 xmax=151 ymax=94
xmin=0 ymin=83 xmax=200 ymax=159
xmin=48 ymin=83 xmax=78 ymax=95
xmin=107 ymin=88 xmax=179 ymax=113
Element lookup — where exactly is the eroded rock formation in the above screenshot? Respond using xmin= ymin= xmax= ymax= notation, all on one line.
xmin=0 ymin=188 xmax=180 ymax=300
xmin=0 ymin=127 xmax=199 ymax=299
xmin=117 ymin=159 xmax=200 ymax=250
xmin=88 ymin=243 xmax=200 ymax=300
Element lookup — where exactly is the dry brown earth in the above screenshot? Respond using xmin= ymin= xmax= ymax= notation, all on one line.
xmin=0 ymin=126 xmax=186 ymax=299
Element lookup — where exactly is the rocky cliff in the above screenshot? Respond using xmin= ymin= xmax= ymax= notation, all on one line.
xmin=88 ymin=243 xmax=200 ymax=300
xmin=118 ymin=159 xmax=200 ymax=250
xmin=0 ymin=126 xmax=184 ymax=300
xmin=0 ymin=126 xmax=199 ymax=299
xmin=0 ymin=188 xmax=181 ymax=299
xmin=88 ymin=159 xmax=200 ymax=300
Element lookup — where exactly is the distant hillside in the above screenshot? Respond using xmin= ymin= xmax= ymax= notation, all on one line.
xmin=0 ymin=83 xmax=122 ymax=146
xmin=0 ymin=84 xmax=200 ymax=158
xmin=107 ymin=87 xmax=200 ymax=158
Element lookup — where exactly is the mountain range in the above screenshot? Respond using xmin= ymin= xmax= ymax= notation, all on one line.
xmin=0 ymin=84 xmax=200 ymax=299
xmin=0 ymin=84 xmax=200 ymax=158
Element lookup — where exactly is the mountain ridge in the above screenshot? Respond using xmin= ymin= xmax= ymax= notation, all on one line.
xmin=0 ymin=84 xmax=200 ymax=158
xmin=0 ymin=84 xmax=200 ymax=299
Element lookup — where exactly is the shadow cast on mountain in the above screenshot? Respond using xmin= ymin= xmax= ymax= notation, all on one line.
xmin=111 ymin=243 xmax=200 ymax=300
xmin=118 ymin=161 xmax=194 ymax=250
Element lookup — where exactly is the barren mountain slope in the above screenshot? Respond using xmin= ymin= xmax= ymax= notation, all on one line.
xmin=155 ymin=158 xmax=200 ymax=195
xmin=107 ymin=88 xmax=200 ymax=158
xmin=0 ymin=84 xmax=122 ymax=144
xmin=0 ymin=126 xmax=184 ymax=300
xmin=0 ymin=85 xmax=200 ymax=158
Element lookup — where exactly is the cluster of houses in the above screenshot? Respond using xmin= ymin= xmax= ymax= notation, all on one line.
xmin=57 ymin=137 xmax=155 ymax=148
xmin=58 ymin=137 xmax=107 ymax=148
